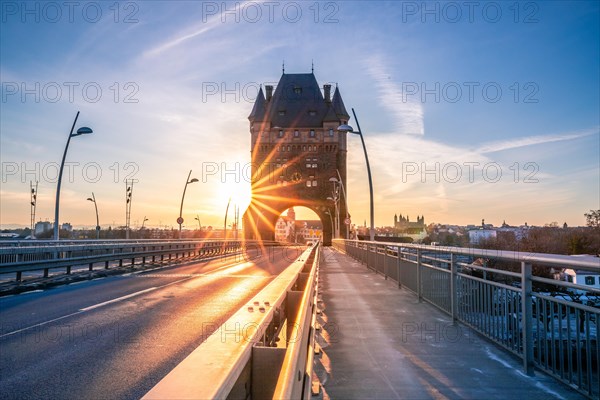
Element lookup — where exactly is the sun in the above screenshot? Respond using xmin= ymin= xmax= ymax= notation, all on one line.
xmin=216 ymin=180 xmax=252 ymax=215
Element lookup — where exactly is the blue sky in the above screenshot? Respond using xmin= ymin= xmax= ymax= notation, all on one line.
xmin=1 ymin=1 xmax=599 ymax=229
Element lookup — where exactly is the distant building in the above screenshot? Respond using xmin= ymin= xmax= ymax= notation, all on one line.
xmin=35 ymin=221 xmax=52 ymax=235
xmin=61 ymin=223 xmax=73 ymax=232
xmin=298 ymin=220 xmax=323 ymax=244
xmin=392 ymin=213 xmax=427 ymax=241
xmin=274 ymin=208 xmax=322 ymax=244
xmin=468 ymin=229 xmax=497 ymax=244
xmin=562 ymin=268 xmax=600 ymax=293
xmin=497 ymin=220 xmax=530 ymax=241
xmin=275 ymin=208 xmax=296 ymax=242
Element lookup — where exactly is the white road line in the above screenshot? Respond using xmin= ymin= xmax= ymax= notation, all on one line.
xmin=1 ymin=260 xmax=257 ymax=339
xmin=0 ymin=311 xmax=84 ymax=339
xmin=79 ymin=287 xmax=158 ymax=311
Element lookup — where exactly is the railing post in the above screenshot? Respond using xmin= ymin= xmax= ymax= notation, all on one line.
xmin=383 ymin=246 xmax=388 ymax=280
xmin=450 ymin=253 xmax=457 ymax=324
xmin=417 ymin=249 xmax=422 ymax=302
xmin=396 ymin=246 xmax=402 ymax=289
xmin=521 ymin=261 xmax=534 ymax=376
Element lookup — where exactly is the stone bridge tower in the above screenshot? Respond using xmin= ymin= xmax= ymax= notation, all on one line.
xmin=243 ymin=72 xmax=350 ymax=246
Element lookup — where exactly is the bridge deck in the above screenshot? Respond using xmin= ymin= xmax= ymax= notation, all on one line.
xmin=316 ymin=247 xmax=585 ymax=400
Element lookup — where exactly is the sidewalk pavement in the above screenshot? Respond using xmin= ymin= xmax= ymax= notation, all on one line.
xmin=314 ymin=247 xmax=585 ymax=400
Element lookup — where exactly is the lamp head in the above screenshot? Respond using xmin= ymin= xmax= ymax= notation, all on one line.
xmin=189 ymin=178 xmax=199 ymax=184
xmin=74 ymin=127 xmax=93 ymax=136
xmin=87 ymin=198 xmax=94 ymax=202
xmin=337 ymin=124 xmax=354 ymax=133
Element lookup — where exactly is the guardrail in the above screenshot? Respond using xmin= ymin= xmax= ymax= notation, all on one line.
xmin=143 ymin=242 xmax=321 ymax=400
xmin=333 ymin=239 xmax=600 ymax=399
xmin=0 ymin=240 xmax=247 ymax=281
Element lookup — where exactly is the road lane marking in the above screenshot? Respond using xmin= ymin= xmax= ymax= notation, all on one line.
xmin=0 ymin=260 xmax=260 ymax=339
xmin=79 ymin=287 xmax=158 ymax=311
xmin=0 ymin=311 xmax=84 ymax=339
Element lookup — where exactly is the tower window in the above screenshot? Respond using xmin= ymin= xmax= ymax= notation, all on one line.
xmin=278 ymin=130 xmax=284 ymax=138
xmin=278 ymin=110 xmax=286 ymax=115
xmin=329 ymin=128 xmax=334 ymax=136
xmin=309 ymin=130 xmax=315 ymax=137
xmin=294 ymin=130 xmax=299 ymax=137
xmin=294 ymin=87 xmax=302 ymax=94
xmin=309 ymin=111 xmax=316 ymax=116
xmin=306 ymin=180 xmax=312 ymax=187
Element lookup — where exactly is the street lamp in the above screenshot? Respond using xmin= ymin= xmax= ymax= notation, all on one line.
xmin=178 ymin=170 xmax=199 ymax=239
xmin=30 ymin=181 xmax=38 ymax=238
xmin=54 ymin=111 xmax=93 ymax=240
xmin=224 ymin=196 xmax=232 ymax=239
xmin=86 ymin=192 xmax=100 ymax=239
xmin=338 ymin=108 xmax=374 ymax=242
xmin=141 ymin=217 xmax=148 ymax=229
xmin=327 ymin=193 xmax=339 ymax=239
xmin=324 ymin=210 xmax=335 ymax=239
xmin=331 ymin=171 xmax=350 ymax=239
xmin=195 ymin=215 xmax=201 ymax=230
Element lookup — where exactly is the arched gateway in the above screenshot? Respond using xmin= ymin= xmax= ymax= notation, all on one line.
xmin=243 ymin=72 xmax=350 ymax=246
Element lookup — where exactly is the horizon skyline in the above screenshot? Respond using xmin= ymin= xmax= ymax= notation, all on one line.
xmin=2 ymin=1 xmax=599 ymax=231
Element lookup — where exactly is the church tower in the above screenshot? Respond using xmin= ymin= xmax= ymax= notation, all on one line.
xmin=243 ymin=71 xmax=350 ymax=245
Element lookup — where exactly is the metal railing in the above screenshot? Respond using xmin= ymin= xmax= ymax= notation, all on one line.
xmin=334 ymin=239 xmax=600 ymax=399
xmin=0 ymin=240 xmax=247 ymax=281
xmin=143 ymin=243 xmax=321 ymax=400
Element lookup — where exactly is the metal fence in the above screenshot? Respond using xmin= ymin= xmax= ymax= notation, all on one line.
xmin=0 ymin=240 xmax=247 ymax=281
xmin=334 ymin=239 xmax=600 ymax=399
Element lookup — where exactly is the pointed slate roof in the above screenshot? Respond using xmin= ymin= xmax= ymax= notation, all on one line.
xmin=267 ymin=73 xmax=326 ymax=128
xmin=332 ymin=87 xmax=350 ymax=120
xmin=248 ymin=87 xmax=266 ymax=121
xmin=248 ymin=73 xmax=349 ymax=128
xmin=323 ymin=103 xmax=339 ymax=122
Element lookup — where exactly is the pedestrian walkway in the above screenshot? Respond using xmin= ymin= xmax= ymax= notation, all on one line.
xmin=314 ymin=247 xmax=585 ymax=400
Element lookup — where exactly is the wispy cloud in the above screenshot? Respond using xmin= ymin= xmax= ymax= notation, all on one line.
xmin=143 ymin=0 xmax=253 ymax=58
xmin=475 ymin=128 xmax=598 ymax=154
xmin=364 ymin=54 xmax=424 ymax=135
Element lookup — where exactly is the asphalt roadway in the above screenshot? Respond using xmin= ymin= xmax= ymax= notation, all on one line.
xmin=0 ymin=245 xmax=304 ymax=400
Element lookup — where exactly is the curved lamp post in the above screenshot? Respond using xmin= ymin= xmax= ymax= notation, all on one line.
xmin=324 ymin=210 xmax=335 ymax=239
xmin=338 ymin=108 xmax=374 ymax=242
xmin=224 ymin=196 xmax=232 ymax=239
xmin=141 ymin=217 xmax=148 ymax=229
xmin=195 ymin=215 xmax=201 ymax=230
xmin=327 ymin=193 xmax=339 ymax=239
xmin=331 ymin=171 xmax=350 ymax=239
xmin=54 ymin=111 xmax=93 ymax=240
xmin=86 ymin=192 xmax=100 ymax=239
xmin=178 ymin=170 xmax=199 ymax=239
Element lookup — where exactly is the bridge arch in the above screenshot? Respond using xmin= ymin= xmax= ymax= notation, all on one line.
xmin=243 ymin=200 xmax=333 ymax=245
